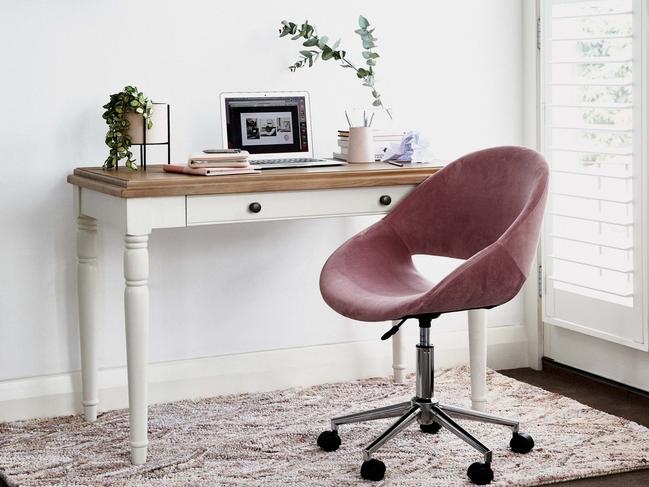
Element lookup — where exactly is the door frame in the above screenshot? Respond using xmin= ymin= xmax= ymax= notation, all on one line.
xmin=532 ymin=0 xmax=649 ymax=370
xmin=523 ymin=0 xmax=543 ymax=370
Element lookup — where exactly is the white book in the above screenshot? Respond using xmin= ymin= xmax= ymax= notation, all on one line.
xmin=333 ymin=151 xmax=383 ymax=162
xmin=338 ymin=129 xmax=406 ymax=138
xmin=337 ymin=139 xmax=400 ymax=148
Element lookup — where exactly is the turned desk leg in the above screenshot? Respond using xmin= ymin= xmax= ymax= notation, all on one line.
xmin=124 ymin=234 xmax=150 ymax=465
xmin=77 ymin=216 xmax=99 ymax=422
xmin=391 ymin=321 xmax=406 ymax=383
xmin=468 ymin=309 xmax=488 ymax=411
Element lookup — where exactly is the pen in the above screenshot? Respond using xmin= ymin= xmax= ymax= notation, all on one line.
xmin=386 ymin=161 xmax=403 ymax=167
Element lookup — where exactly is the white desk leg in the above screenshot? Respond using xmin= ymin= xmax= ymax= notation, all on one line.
xmin=124 ymin=234 xmax=150 ymax=465
xmin=468 ymin=309 xmax=488 ymax=411
xmin=391 ymin=321 xmax=406 ymax=383
xmin=77 ymin=216 xmax=99 ymax=422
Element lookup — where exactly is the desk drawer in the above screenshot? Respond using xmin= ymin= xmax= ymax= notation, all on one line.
xmin=186 ymin=185 xmax=415 ymax=225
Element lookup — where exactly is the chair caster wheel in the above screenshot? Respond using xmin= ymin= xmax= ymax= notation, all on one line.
xmin=467 ymin=462 xmax=494 ymax=485
xmin=420 ymin=422 xmax=442 ymax=434
xmin=510 ymin=432 xmax=534 ymax=454
xmin=316 ymin=430 xmax=341 ymax=452
xmin=360 ymin=458 xmax=386 ymax=481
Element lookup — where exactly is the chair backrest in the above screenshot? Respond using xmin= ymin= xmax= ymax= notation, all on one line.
xmin=385 ymin=146 xmax=549 ymax=279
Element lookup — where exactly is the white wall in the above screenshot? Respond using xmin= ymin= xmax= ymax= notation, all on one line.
xmin=0 ymin=1 xmax=523 ymax=404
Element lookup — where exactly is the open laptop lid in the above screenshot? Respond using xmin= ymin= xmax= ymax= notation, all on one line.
xmin=220 ymin=91 xmax=314 ymax=160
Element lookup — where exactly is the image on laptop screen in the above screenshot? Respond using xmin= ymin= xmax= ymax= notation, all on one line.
xmin=223 ymin=95 xmax=309 ymax=154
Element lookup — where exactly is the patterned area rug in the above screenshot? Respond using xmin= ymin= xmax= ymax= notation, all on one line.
xmin=1 ymin=367 xmax=649 ymax=486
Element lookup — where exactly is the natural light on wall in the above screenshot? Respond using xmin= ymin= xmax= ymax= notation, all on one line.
xmin=542 ymin=0 xmax=647 ymax=348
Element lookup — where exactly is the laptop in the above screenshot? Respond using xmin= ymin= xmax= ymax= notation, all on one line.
xmin=220 ymin=91 xmax=344 ymax=169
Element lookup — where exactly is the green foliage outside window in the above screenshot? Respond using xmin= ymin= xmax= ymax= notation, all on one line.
xmin=576 ymin=16 xmax=632 ymax=164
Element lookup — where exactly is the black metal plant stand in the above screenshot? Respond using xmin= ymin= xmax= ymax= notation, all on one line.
xmin=133 ymin=103 xmax=171 ymax=170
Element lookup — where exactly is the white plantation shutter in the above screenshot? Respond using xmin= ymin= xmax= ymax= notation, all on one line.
xmin=541 ymin=0 xmax=648 ymax=349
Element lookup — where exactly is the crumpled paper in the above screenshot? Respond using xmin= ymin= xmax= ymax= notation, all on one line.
xmin=381 ymin=131 xmax=432 ymax=162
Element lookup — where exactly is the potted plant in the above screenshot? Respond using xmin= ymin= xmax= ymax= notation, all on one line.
xmin=102 ymin=86 xmax=168 ymax=170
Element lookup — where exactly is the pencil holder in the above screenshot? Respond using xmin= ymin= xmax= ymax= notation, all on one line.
xmin=347 ymin=126 xmax=374 ymax=163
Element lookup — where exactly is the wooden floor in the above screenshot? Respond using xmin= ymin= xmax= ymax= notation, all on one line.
xmin=501 ymin=362 xmax=649 ymax=486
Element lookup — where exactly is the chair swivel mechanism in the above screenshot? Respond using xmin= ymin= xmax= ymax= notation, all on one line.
xmin=316 ymin=147 xmax=549 ymax=484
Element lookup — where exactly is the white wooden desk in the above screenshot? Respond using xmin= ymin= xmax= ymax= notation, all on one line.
xmin=67 ymin=162 xmax=489 ymax=465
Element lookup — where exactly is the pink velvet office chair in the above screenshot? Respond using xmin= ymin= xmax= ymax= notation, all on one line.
xmin=316 ymin=146 xmax=549 ymax=484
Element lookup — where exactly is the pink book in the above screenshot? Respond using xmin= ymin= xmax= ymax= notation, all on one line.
xmin=163 ymin=164 xmax=259 ymax=176
xmin=187 ymin=151 xmax=250 ymax=168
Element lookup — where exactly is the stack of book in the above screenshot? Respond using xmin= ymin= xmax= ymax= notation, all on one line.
xmin=163 ymin=151 xmax=259 ymax=176
xmin=333 ymin=130 xmax=406 ymax=162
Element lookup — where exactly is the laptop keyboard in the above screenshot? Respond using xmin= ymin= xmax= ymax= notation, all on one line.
xmin=252 ymin=158 xmax=327 ymax=166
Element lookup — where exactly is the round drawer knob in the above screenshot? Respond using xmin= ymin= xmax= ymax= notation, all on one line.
xmin=379 ymin=195 xmax=392 ymax=206
xmin=248 ymin=202 xmax=262 ymax=213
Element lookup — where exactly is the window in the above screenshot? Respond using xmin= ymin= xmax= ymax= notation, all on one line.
xmin=541 ymin=0 xmax=647 ymax=349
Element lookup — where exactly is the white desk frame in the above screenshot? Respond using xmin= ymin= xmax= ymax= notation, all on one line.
xmin=73 ymin=182 xmax=488 ymax=465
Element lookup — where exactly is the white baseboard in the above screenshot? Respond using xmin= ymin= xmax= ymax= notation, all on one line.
xmin=0 ymin=325 xmax=527 ymax=422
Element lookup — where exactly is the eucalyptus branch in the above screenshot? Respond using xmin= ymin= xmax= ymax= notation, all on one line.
xmin=279 ymin=15 xmax=389 ymax=117
xmin=340 ymin=57 xmax=359 ymax=71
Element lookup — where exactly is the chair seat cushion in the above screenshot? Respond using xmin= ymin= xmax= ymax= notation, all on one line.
xmin=320 ymin=220 xmax=526 ymax=322
xmin=322 ymin=265 xmax=434 ymax=322
xmin=320 ymin=222 xmax=435 ymax=321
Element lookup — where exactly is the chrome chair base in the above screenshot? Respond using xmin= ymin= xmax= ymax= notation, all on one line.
xmin=317 ymin=325 xmax=534 ymax=484
xmin=330 ymin=396 xmax=521 ymax=464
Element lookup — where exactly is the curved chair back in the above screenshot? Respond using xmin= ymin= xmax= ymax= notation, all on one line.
xmin=385 ymin=146 xmax=548 ymax=279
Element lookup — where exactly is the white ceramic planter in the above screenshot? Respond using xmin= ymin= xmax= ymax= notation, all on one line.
xmin=347 ymin=126 xmax=374 ymax=163
xmin=125 ymin=103 xmax=168 ymax=144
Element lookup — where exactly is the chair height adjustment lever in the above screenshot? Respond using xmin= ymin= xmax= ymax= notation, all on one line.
xmin=381 ymin=318 xmax=408 ymax=341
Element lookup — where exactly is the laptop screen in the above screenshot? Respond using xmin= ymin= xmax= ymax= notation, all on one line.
xmin=223 ymin=95 xmax=309 ymax=154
